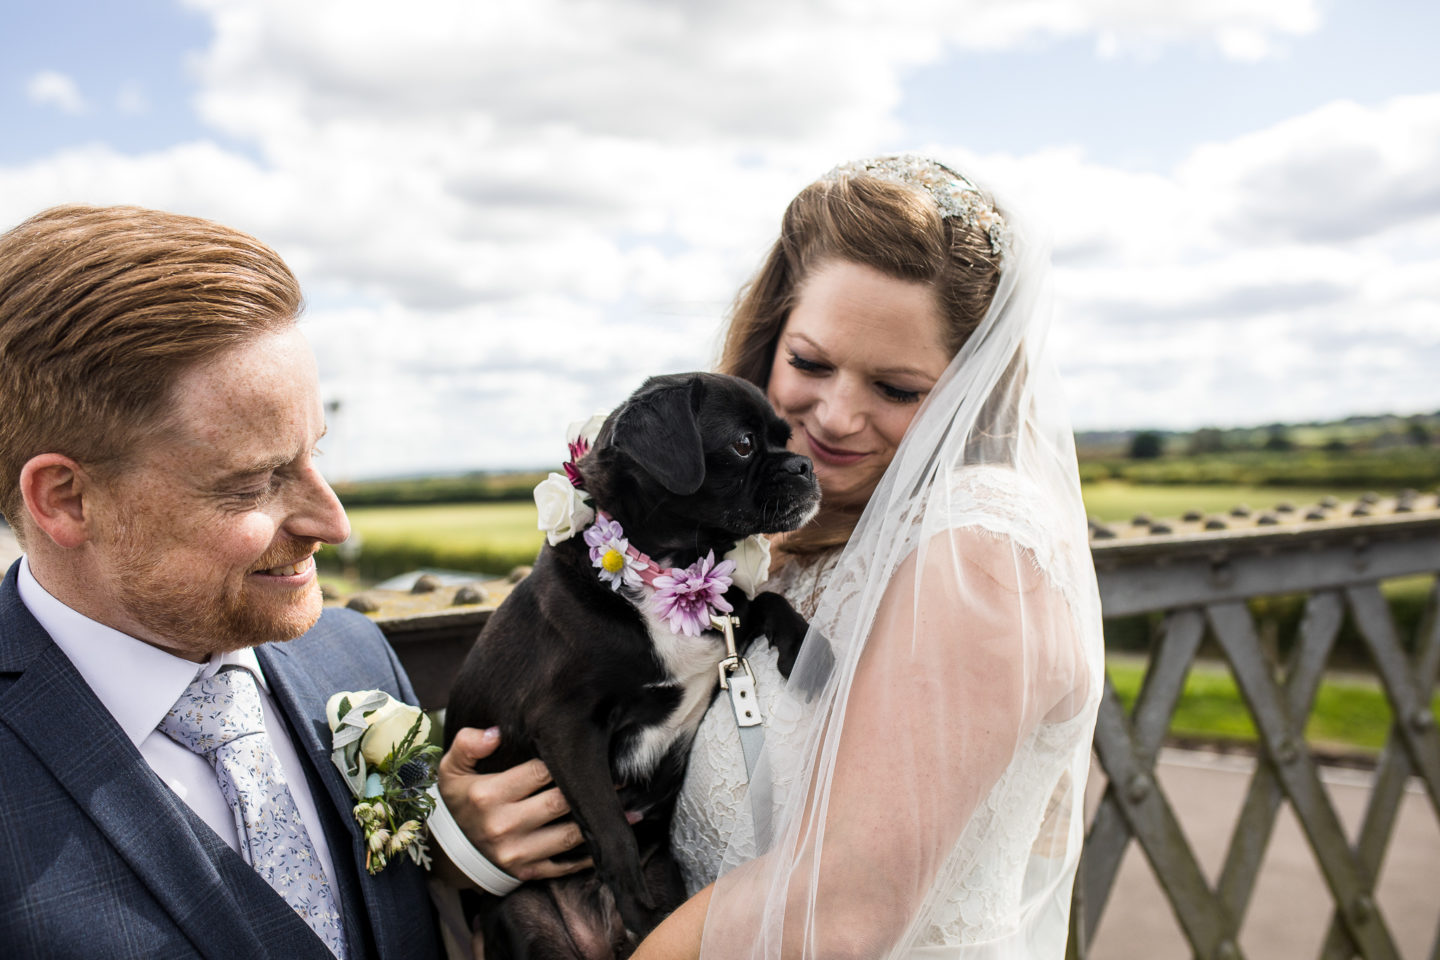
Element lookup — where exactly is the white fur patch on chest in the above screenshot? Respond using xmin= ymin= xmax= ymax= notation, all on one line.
xmin=614 ymin=602 xmax=727 ymax=781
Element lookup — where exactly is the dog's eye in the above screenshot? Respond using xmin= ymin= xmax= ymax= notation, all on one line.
xmin=732 ymin=434 xmax=754 ymax=458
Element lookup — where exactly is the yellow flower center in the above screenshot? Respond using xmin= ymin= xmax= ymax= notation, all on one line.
xmin=602 ymin=548 xmax=626 ymax=573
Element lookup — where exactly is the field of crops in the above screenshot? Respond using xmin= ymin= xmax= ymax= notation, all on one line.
xmin=321 ymin=501 xmax=544 ymax=579
xmin=1079 ymin=481 xmax=1349 ymax=523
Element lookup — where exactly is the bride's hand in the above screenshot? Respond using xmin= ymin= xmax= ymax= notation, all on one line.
xmin=436 ymin=726 xmax=593 ymax=882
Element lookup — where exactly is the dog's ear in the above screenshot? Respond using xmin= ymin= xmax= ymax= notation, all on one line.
xmin=611 ymin=376 xmax=706 ymax=495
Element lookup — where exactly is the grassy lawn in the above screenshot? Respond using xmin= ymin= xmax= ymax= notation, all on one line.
xmin=1106 ymin=655 xmax=1440 ymax=754
xmin=1080 ymin=481 xmax=1353 ymax=524
xmin=322 ymin=501 xmax=544 ymax=577
xmin=346 ymin=501 xmax=543 ymax=553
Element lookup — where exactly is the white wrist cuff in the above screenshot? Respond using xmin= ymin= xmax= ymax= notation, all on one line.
xmin=425 ymin=785 xmax=522 ymax=896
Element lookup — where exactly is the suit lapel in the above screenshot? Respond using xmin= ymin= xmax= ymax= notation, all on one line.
xmin=260 ymin=642 xmax=395 ymax=960
xmin=0 ymin=573 xmax=285 ymax=959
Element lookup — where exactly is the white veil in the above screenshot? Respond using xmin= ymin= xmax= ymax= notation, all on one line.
xmin=698 ymin=160 xmax=1104 ymax=958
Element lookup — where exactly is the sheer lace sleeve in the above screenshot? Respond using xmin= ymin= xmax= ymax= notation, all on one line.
xmin=686 ymin=194 xmax=1103 ymax=958
xmin=695 ymin=472 xmax=1097 ymax=958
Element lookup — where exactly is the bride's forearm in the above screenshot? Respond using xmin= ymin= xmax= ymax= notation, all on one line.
xmin=633 ymin=884 xmax=711 ymax=959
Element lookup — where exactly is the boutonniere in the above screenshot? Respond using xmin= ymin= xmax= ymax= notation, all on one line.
xmin=327 ymin=690 xmax=442 ymax=874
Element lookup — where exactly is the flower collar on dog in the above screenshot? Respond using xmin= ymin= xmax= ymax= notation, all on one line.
xmin=584 ymin=512 xmax=736 ymax=637
xmin=533 ymin=414 xmax=773 ymax=636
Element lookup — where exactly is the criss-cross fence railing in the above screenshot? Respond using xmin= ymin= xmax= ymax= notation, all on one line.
xmin=1069 ymin=507 xmax=1440 ymax=960
xmin=372 ymin=502 xmax=1440 ymax=960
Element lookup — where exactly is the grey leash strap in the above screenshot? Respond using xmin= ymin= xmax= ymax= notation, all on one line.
xmin=711 ymin=614 xmax=765 ymax=780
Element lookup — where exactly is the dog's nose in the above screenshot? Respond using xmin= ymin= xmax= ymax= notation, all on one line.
xmin=783 ymin=455 xmax=813 ymax=478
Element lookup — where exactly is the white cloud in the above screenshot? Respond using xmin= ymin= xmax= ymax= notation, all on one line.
xmin=6 ymin=0 xmax=1437 ymax=473
xmin=25 ymin=70 xmax=88 ymax=115
xmin=952 ymin=93 xmax=1440 ymax=430
xmin=1181 ymin=94 xmax=1440 ymax=245
xmin=1086 ymin=0 xmax=1318 ymax=61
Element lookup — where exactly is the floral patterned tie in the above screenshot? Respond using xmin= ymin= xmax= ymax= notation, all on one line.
xmin=160 ymin=665 xmax=349 ymax=959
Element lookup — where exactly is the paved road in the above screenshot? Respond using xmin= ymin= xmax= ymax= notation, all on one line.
xmin=1084 ymin=748 xmax=1439 ymax=959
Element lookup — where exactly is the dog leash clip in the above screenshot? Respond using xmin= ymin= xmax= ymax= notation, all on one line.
xmin=710 ymin=613 xmax=765 ymax=782
xmin=710 ymin=613 xmax=758 ymax=716
xmin=710 ymin=614 xmax=749 ymax=690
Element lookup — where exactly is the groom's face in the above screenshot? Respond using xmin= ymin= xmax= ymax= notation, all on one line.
xmin=84 ymin=326 xmax=351 ymax=660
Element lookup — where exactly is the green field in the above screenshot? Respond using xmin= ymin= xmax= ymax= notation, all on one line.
xmin=319 ymin=501 xmax=544 ymax=579
xmin=1106 ymin=655 xmax=1440 ymax=754
xmin=1079 ymin=481 xmax=1350 ymax=523
xmin=346 ymin=501 xmax=542 ymax=553
xmin=331 ymin=482 xmax=1364 ymax=567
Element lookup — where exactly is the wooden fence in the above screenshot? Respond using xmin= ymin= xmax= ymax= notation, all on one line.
xmin=369 ymin=496 xmax=1440 ymax=960
xmin=1071 ymin=501 xmax=1440 ymax=960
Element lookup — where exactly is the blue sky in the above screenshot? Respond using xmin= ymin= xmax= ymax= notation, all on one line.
xmin=0 ymin=1 xmax=212 ymax=159
xmin=2 ymin=0 xmax=1438 ymax=478
xmin=900 ymin=0 xmax=1440 ymax=170
xmin=10 ymin=1 xmax=1435 ymax=170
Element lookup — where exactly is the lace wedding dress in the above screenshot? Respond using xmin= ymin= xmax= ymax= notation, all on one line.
xmin=671 ymin=465 xmax=1101 ymax=957
xmin=661 ymin=156 xmax=1101 ymax=960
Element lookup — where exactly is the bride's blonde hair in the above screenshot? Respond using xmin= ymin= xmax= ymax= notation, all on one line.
xmin=719 ymin=168 xmax=1004 ymax=556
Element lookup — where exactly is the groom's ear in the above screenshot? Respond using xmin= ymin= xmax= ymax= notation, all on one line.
xmin=19 ymin=453 xmax=95 ymax=549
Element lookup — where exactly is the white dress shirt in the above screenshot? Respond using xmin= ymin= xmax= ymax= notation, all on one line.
xmin=17 ymin=556 xmax=341 ymax=891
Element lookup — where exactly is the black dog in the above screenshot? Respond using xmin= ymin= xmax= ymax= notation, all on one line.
xmin=446 ymin=372 xmax=822 ymax=958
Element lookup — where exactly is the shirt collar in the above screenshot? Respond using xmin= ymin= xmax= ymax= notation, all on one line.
xmin=17 ymin=556 xmax=271 ymax=751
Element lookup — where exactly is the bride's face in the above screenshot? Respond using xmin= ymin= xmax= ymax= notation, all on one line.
xmin=766 ymin=259 xmax=950 ymax=507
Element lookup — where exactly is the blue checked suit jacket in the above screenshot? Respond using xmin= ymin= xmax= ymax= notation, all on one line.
xmin=0 ymin=561 xmax=445 ymax=959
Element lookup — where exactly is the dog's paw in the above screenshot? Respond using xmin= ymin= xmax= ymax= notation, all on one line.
xmin=784 ymin=628 xmax=835 ymax=702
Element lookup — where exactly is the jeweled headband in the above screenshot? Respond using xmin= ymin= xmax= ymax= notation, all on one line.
xmin=822 ymin=154 xmax=1012 ymax=259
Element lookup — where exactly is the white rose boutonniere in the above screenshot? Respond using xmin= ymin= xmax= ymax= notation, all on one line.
xmin=724 ymin=533 xmax=772 ymax=599
xmin=534 ymin=472 xmax=595 ymax=545
xmin=327 ymin=690 xmax=441 ymax=874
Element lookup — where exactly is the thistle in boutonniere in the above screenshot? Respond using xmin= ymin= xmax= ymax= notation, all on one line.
xmin=327 ymin=690 xmax=442 ymax=874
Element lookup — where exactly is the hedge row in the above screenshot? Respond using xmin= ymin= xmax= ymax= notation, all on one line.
xmin=317 ymin=541 xmax=539 ymax=581
xmin=332 ymin=472 xmax=547 ymax=507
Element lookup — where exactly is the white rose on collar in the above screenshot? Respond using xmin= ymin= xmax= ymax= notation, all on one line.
xmin=724 ymin=534 xmax=772 ymax=599
xmin=566 ymin=413 xmax=608 ymax=448
xmin=535 ymin=472 xmax=595 ymax=545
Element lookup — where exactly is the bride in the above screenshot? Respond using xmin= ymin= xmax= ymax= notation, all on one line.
xmin=439 ymin=155 xmax=1102 ymax=959
xmin=636 ymin=155 xmax=1102 ymax=958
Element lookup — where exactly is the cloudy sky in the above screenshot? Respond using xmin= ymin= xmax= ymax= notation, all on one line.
xmin=3 ymin=0 xmax=1437 ymax=479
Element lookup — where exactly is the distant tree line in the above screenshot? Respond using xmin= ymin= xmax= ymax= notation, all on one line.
xmin=332 ymin=471 xmax=546 ymax=507
xmin=1108 ymin=412 xmax=1438 ymax=462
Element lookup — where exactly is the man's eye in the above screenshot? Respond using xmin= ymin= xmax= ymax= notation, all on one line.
xmin=230 ymin=475 xmax=282 ymax=505
xmin=732 ymin=435 xmax=754 ymax=457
